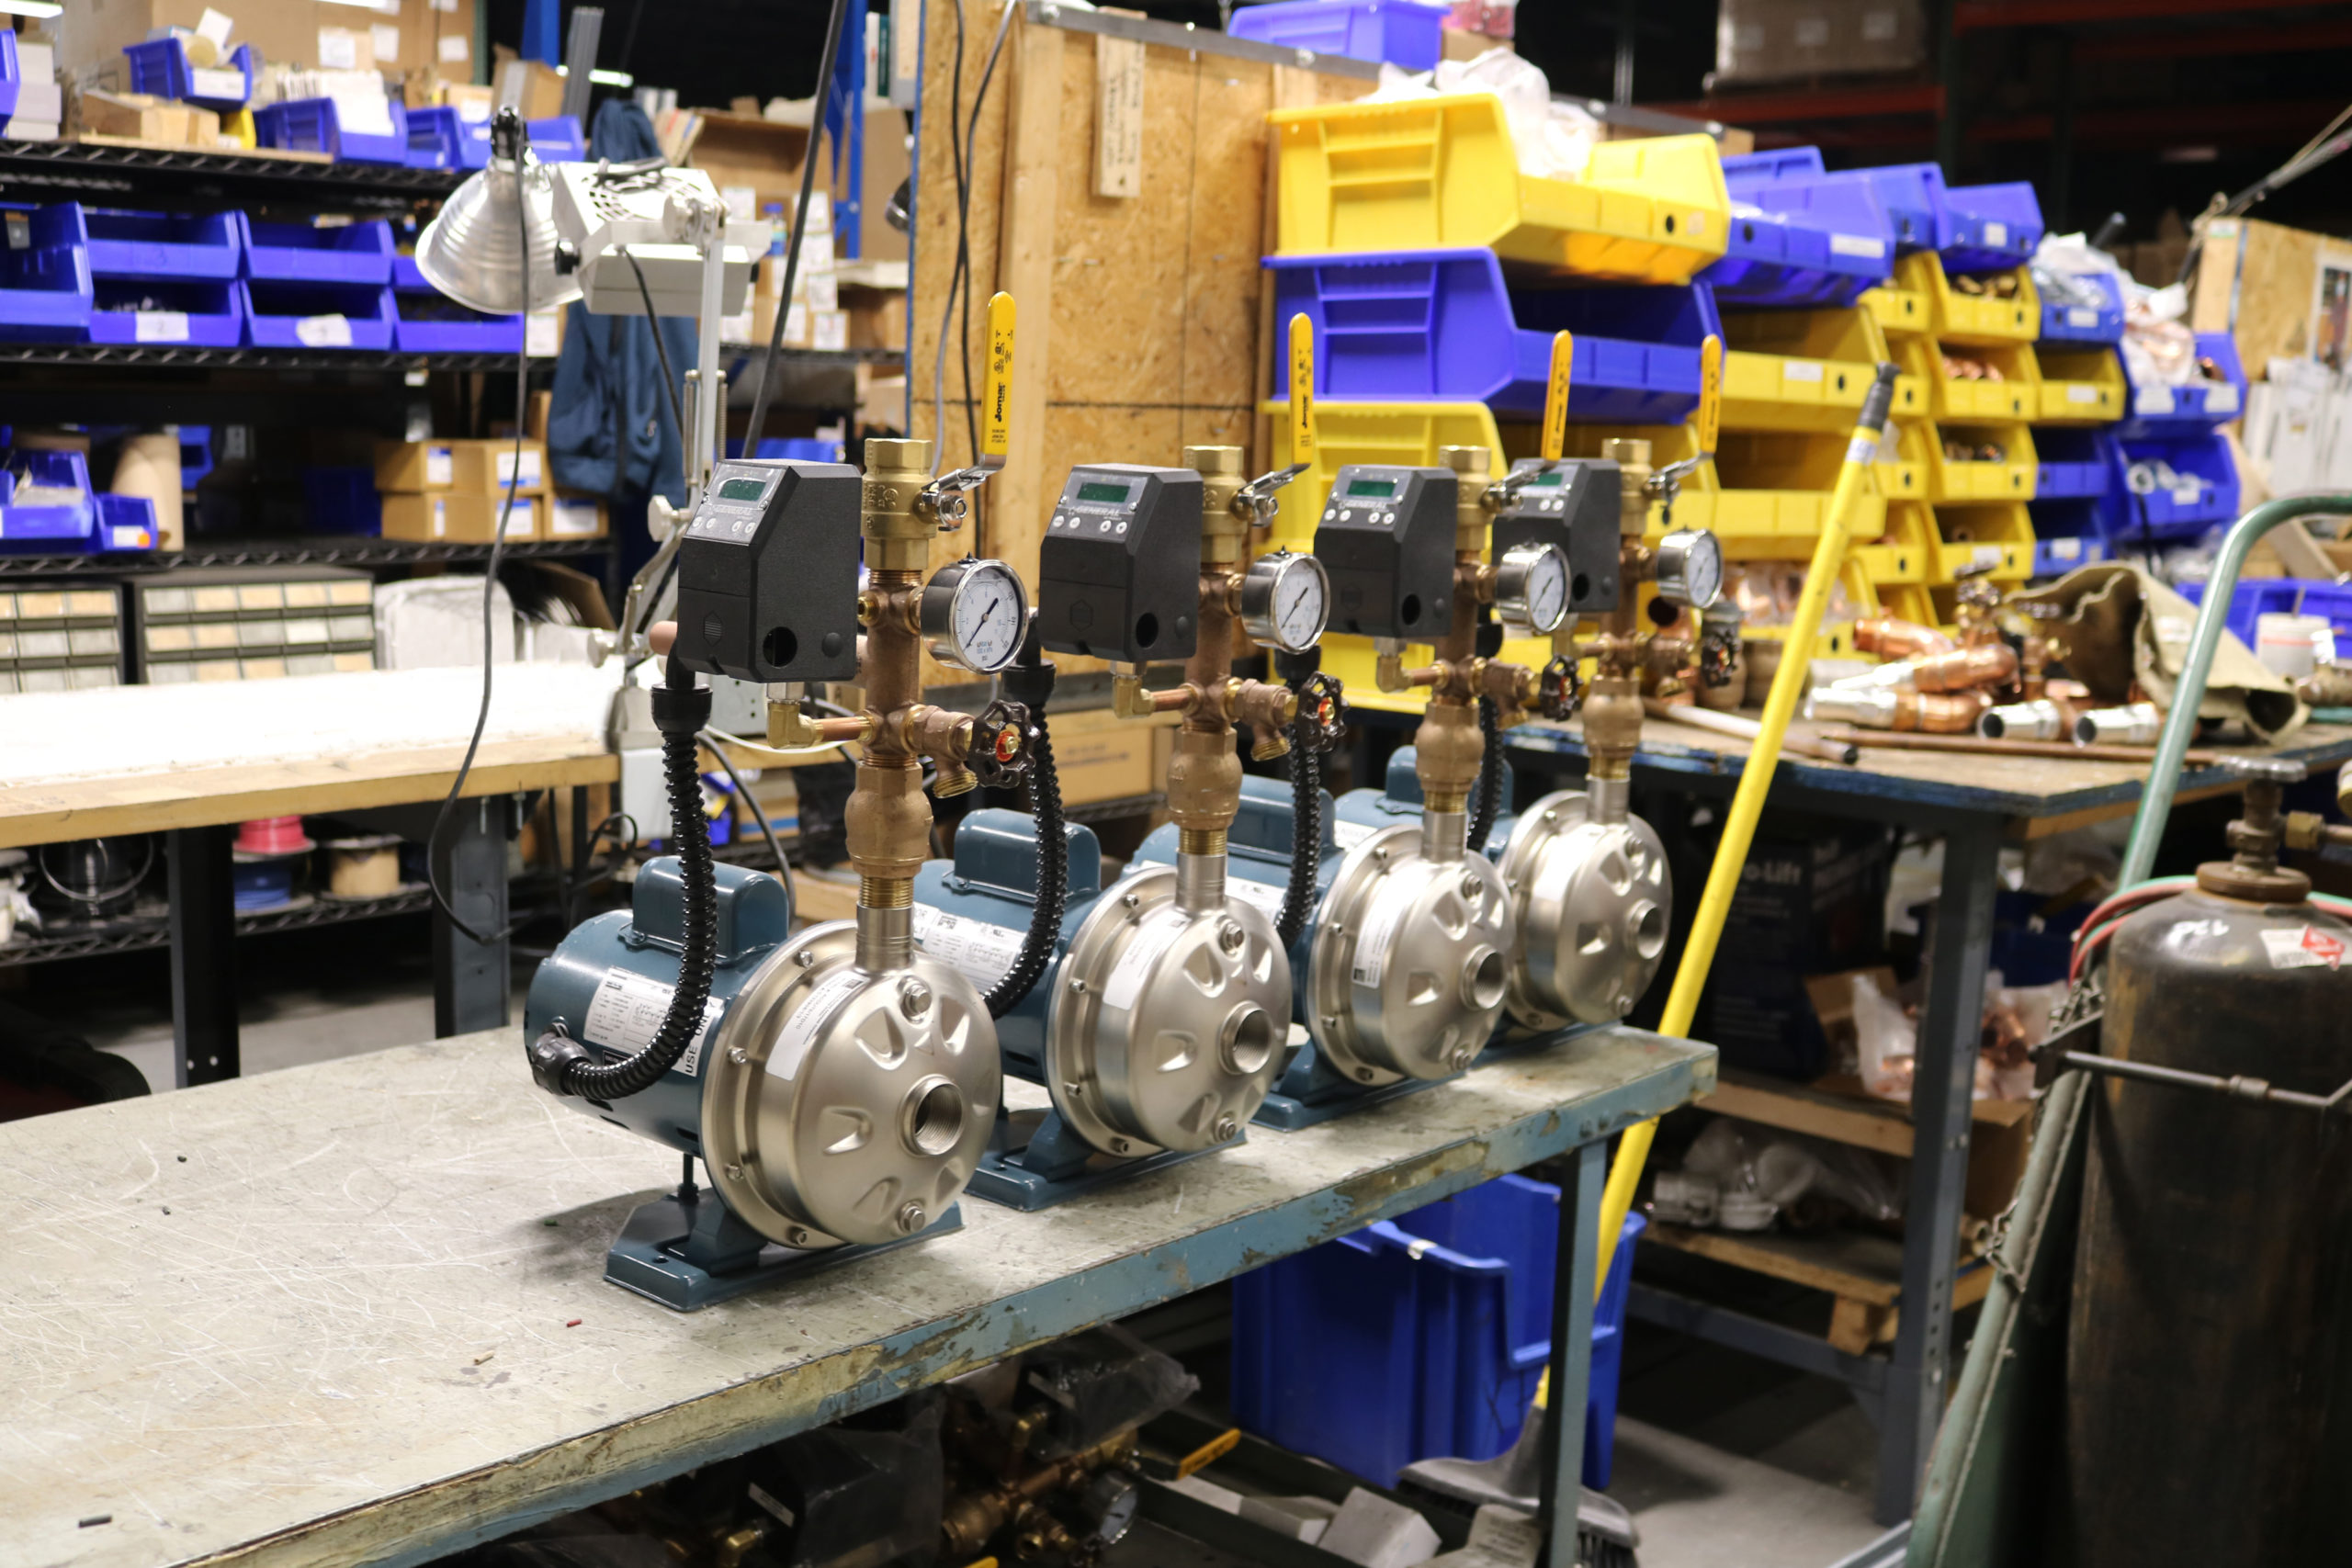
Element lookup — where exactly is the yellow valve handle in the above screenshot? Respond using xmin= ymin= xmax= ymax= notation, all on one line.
xmin=981 ymin=291 xmax=1015 ymax=464
xmin=1289 ymin=311 xmax=1317 ymax=467
xmin=1177 ymin=1427 xmax=1242 ymax=1478
xmin=1541 ymin=331 xmax=1573 ymax=463
xmin=1589 ymin=366 xmax=1896 ymax=1301
xmin=1693 ymin=333 xmax=1724 ymax=457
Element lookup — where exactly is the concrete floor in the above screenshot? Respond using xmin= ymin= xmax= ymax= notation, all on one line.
xmin=20 ymin=917 xmax=1894 ymax=1568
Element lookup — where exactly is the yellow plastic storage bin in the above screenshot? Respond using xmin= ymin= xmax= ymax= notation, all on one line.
xmin=1851 ymin=501 xmax=1938 ymax=585
xmin=1903 ymin=252 xmax=2038 ymax=344
xmin=1933 ymin=502 xmax=2035 ymax=583
xmin=1878 ymin=582 xmax=1940 ymax=629
xmin=1876 ymin=419 xmax=1928 ymax=500
xmin=1718 ymin=305 xmax=1927 ymax=434
xmin=1924 ymin=422 xmax=2036 ymax=502
xmin=1537 ymin=423 xmax=1889 ymax=552
xmin=2034 ymin=344 xmax=2124 ymax=423
xmin=1861 ymin=281 xmax=1930 ymax=338
xmin=1271 ymin=95 xmax=1730 ymax=283
xmin=1923 ymin=338 xmax=2040 ymax=423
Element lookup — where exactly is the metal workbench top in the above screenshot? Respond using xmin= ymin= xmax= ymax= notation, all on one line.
xmin=0 ymin=1026 xmax=1711 ymax=1568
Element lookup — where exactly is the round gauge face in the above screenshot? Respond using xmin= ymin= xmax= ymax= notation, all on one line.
xmin=1269 ymin=555 xmax=1329 ymax=652
xmin=1663 ymin=529 xmax=1724 ymax=610
xmin=947 ymin=560 xmax=1026 ymax=671
xmin=1522 ymin=544 xmax=1569 ymax=634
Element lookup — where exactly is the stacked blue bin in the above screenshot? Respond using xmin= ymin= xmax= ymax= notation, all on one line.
xmin=1227 ymin=0 xmax=1451 ymax=69
xmin=2112 ymin=332 xmax=2246 ymax=546
xmin=256 ymin=98 xmax=414 ymax=165
xmin=123 ymin=37 xmax=256 ymax=115
xmin=1232 ymin=1174 xmax=1646 ymax=1490
xmin=1840 ymin=163 xmax=2045 ymax=270
xmin=237 ymin=216 xmax=396 ymax=350
xmin=0 ymin=204 xmax=93 ymax=343
xmin=405 ymin=110 xmax=586 ymax=170
xmin=391 ymin=254 xmax=522 ymax=353
xmin=1712 ymin=149 xmax=1896 ymax=308
xmin=85 ymin=209 xmax=245 ymax=348
xmin=0 ymin=446 xmax=153 ymax=555
xmin=2027 ymin=271 xmax=2127 ymax=574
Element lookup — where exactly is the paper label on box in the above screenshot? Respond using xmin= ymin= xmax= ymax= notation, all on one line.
xmin=191 ymin=67 xmax=244 ymax=99
xmin=434 ymin=0 xmax=458 ymax=11
xmin=369 ymin=24 xmax=401 ymax=62
xmin=430 ymin=497 xmax=448 ymax=537
xmin=1782 ymin=359 xmax=1825 ymax=383
xmin=1103 ymin=905 xmax=1190 ymax=1012
xmin=495 ymin=448 xmax=542 ymax=487
xmin=526 ymin=309 xmax=560 ymax=356
xmin=2208 ymin=384 xmax=2239 ymax=414
xmin=318 ymin=28 xmax=357 ymax=69
xmin=1794 ymin=17 xmax=1828 ymax=46
xmin=805 ymin=272 xmax=838 ymax=311
xmin=1984 ymin=220 xmax=2008 ymax=246
xmin=3 ymin=213 xmax=26 ymax=251
xmin=552 ymin=499 xmax=599 ymax=536
xmin=197 ymin=8 xmax=235 ymax=47
xmin=425 ymin=446 xmax=453 ymax=487
xmin=582 ymin=966 xmax=725 ymax=1074
xmin=720 ymin=185 xmax=758 ymax=220
xmin=2138 ymin=387 xmax=2177 ymax=414
xmin=812 ymin=310 xmax=849 ymax=352
xmin=500 ymin=497 xmax=535 ymax=538
xmin=1829 ymin=232 xmax=1887 ymax=258
xmin=2067 ymin=306 xmax=2098 ymax=327
xmin=134 ymin=311 xmax=190 ymax=343
xmin=909 ymin=903 xmax=1025 ymax=989
xmin=2067 ymin=383 xmax=2100 ymax=404
xmin=439 ymin=34 xmax=470 ymax=63
xmin=766 ymin=968 xmax=867 ymax=1081
xmin=1860 ymin=8 xmax=1898 ymax=39
xmin=295 ymin=314 xmax=353 ymax=347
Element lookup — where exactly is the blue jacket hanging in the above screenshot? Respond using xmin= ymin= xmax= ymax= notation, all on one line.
xmin=547 ymin=99 xmax=697 ymax=506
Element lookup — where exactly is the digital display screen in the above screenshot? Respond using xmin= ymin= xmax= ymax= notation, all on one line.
xmin=718 ymin=476 xmax=769 ymax=502
xmin=1076 ymin=479 xmax=1133 ymax=504
xmin=1529 ymin=471 xmax=1564 ymax=488
xmin=1343 ymin=478 xmax=1397 ymax=499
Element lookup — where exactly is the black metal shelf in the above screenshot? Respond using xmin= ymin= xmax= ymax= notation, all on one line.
xmin=0 ymin=536 xmax=608 ymax=578
xmin=0 ymin=342 xmax=527 ymax=374
xmin=0 ymin=141 xmax=464 ymax=213
xmin=0 ymin=888 xmax=433 ymax=968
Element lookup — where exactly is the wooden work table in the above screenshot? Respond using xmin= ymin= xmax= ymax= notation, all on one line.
xmin=0 ymin=1023 xmax=1713 ymax=1568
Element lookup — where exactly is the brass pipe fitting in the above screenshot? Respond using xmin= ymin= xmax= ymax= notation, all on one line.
xmin=1582 ymin=674 xmax=1645 ymax=780
xmin=844 ymin=761 xmax=932 ymax=882
xmin=1165 ymin=726 xmax=1244 ymax=836
xmin=860 ymin=437 xmax=939 ymax=575
xmin=1440 ymin=444 xmax=1493 ymax=553
xmin=1909 ymin=641 xmax=2019 ymax=694
xmin=1415 ymin=698 xmax=1484 ymax=816
xmin=1482 ymin=659 xmax=1536 ymax=711
xmin=1185 ymin=444 xmax=1249 ymax=570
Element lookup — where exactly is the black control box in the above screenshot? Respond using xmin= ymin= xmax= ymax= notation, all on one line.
xmin=673 ymin=459 xmax=863 ymax=682
xmin=1489 ymin=457 xmax=1623 ymax=615
xmin=1310 ymin=464 xmax=1456 ymax=641
xmin=1036 ymin=464 xmax=1201 ymax=664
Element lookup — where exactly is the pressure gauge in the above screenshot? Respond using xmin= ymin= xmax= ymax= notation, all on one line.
xmin=921 ymin=557 xmax=1029 ymax=673
xmin=1654 ymin=528 xmax=1724 ymax=611
xmin=1238 ymin=550 xmax=1330 ymax=654
xmin=1494 ymin=541 xmax=1571 ymax=637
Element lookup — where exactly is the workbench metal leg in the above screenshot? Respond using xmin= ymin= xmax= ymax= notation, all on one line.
xmin=168 ymin=824 xmax=239 ymax=1087
xmin=1539 ymin=1139 xmax=1605 ymax=1568
xmin=432 ymin=796 xmax=510 ymax=1037
xmin=1876 ymin=822 xmax=2000 ymax=1524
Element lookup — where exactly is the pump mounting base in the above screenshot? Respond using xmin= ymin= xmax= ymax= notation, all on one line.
xmin=1251 ymin=1039 xmax=1464 ymax=1131
xmin=967 ymin=1103 xmax=1242 ymax=1212
xmin=603 ymin=1188 xmax=966 ymax=1311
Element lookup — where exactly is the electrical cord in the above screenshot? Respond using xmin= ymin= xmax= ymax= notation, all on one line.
xmin=618 ymin=245 xmax=687 ymax=440
xmin=1275 ymin=705 xmax=1322 ymax=951
xmin=1468 ymin=694 xmax=1503 ymax=854
xmin=986 ymin=624 xmax=1063 ymax=1017
xmin=931 ymin=0 xmax=1015 ymax=465
xmin=743 ymin=0 xmax=854 ymax=457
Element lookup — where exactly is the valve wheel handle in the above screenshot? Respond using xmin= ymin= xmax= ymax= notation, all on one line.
xmin=1537 ymin=654 xmax=1584 ymax=720
xmin=1294 ymin=671 xmax=1347 ymax=753
xmin=1697 ymin=625 xmax=1741 ymax=690
xmin=968 ymin=698 xmax=1034 ymax=787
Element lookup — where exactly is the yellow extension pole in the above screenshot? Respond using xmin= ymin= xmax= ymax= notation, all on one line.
xmin=1589 ymin=363 xmax=1900 ymax=1298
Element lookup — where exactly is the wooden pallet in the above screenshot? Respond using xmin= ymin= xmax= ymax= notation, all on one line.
xmin=1645 ymin=1222 xmax=1994 ymax=1355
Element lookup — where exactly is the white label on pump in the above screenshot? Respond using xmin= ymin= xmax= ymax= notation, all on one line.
xmin=135 ymin=310 xmax=190 ymax=343
xmin=1332 ymin=818 xmax=1384 ymax=851
xmin=1225 ymin=876 xmax=1289 ymax=918
xmin=766 ymin=967 xmax=867 ymax=1082
xmin=1828 ymin=232 xmax=1886 ymax=258
xmin=582 ymin=967 xmax=724 ymax=1076
xmin=1102 ymin=906 xmax=1189 ymax=1013
xmin=1350 ymin=887 xmax=1410 ymax=989
xmin=1781 ymin=359 xmax=1825 ymax=383
xmin=910 ymin=903 xmax=1027 ymax=989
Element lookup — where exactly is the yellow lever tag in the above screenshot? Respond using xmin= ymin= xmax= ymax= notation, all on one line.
xmin=1541 ymin=330 xmax=1573 ymax=463
xmin=981 ymin=291 xmax=1015 ymax=463
xmin=1288 ymin=312 xmax=1316 ymax=466
xmin=1693 ymin=333 xmax=1723 ymax=457
xmin=1177 ymin=1427 xmax=1241 ymax=1479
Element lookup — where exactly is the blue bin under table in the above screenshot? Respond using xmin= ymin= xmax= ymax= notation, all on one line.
xmin=2116 ymin=330 xmax=2245 ymax=437
xmin=2179 ymin=576 xmax=2352 ymax=653
xmin=2033 ymin=425 xmax=2118 ymax=501
xmin=1712 ymin=149 xmax=1894 ymax=307
xmin=0 ymin=447 xmax=96 ymax=552
xmin=1939 ymin=181 xmax=2043 ymax=275
xmin=0 ymin=204 xmax=93 ymax=342
xmin=84 ymin=209 xmax=242 ymax=282
xmin=88 ymin=276 xmax=244 ymax=348
xmin=123 ymin=37 xmax=256 ymax=113
xmin=1267 ymin=248 xmax=1717 ymax=420
xmin=1227 ymin=0 xmax=1450 ymax=69
xmin=2029 ymin=499 xmax=2116 ymax=576
xmin=2035 ymin=268 xmax=2124 ymax=344
xmin=255 ymin=98 xmax=413 ymax=165
xmin=391 ymin=254 xmax=523 ymax=353
xmin=241 ymin=281 xmax=396 ymax=351
xmin=2112 ymin=430 xmax=2241 ymax=541
xmin=237 ymin=215 xmax=394 ymax=287
xmin=1231 ymin=1174 xmax=1645 ymax=1492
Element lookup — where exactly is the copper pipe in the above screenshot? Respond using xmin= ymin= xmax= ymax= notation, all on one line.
xmin=1893 ymin=690 xmax=1992 ymax=731
xmin=1854 ymin=614 xmax=1956 ymax=660
xmin=1824 ymin=728 xmax=2223 ymax=765
xmin=1908 ymin=640 xmax=2018 ymax=694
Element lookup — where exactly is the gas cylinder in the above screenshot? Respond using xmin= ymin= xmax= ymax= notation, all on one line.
xmin=2066 ymin=761 xmax=2352 ymax=1566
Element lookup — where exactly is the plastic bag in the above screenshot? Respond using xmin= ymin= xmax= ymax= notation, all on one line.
xmin=1362 ymin=48 xmax=1596 ymax=182
xmin=1852 ymin=970 xmax=1917 ymax=1101
xmin=1671 ymin=1117 xmax=1905 ymax=1231
xmin=1019 ymin=1324 xmax=1199 ymax=1461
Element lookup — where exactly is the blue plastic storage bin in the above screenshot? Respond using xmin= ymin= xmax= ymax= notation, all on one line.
xmin=304 ymin=467 xmax=381 ymax=535
xmin=237 ymin=215 xmax=394 ymax=286
xmin=1267 ymin=249 xmax=1717 ymax=420
xmin=95 ymin=492 xmax=160 ymax=551
xmin=2114 ymin=430 xmax=2240 ymax=541
xmin=1846 ymin=162 xmax=1948 ymax=253
xmin=0 ymin=204 xmax=93 ymax=342
xmin=83 ymin=209 xmax=242 ymax=281
xmin=0 ymin=31 xmax=21 ymax=123
xmin=2029 ymin=499 xmax=2115 ymax=576
xmin=391 ymin=254 xmax=523 ymax=353
xmin=88 ymin=276 xmax=244 ymax=347
xmin=2032 ymin=425 xmax=2117 ymax=501
xmin=527 ymin=115 xmax=586 ymax=162
xmin=1227 ymin=0 xmax=1450 ymax=69
xmin=726 ymin=436 xmax=850 ymax=461
xmin=241 ymin=281 xmax=396 ymax=351
xmin=407 ymin=105 xmax=490 ymax=170
xmin=124 ymin=37 xmax=255 ymax=112
xmin=1712 ymin=147 xmax=1894 ymax=307
xmin=1938 ymin=181 xmax=2042 ymax=275
xmin=2116 ymin=330 xmax=2245 ymax=437
xmin=255 ymin=97 xmax=413 ymax=165
xmin=2036 ymin=268 xmax=2124 ymax=344
xmin=179 ymin=427 xmax=213 ymax=491
xmin=0 ymin=447 xmax=95 ymax=551
xmin=2179 ymin=576 xmax=2352 ymax=652
xmin=1230 ymin=1175 xmax=1645 ymax=1492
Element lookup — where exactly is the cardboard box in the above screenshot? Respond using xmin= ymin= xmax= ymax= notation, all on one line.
xmin=60 ymin=1 xmax=322 ymax=85
xmin=375 ymin=438 xmax=457 ymax=492
xmin=381 ymin=491 xmax=538 ymax=544
xmin=76 ymin=89 xmax=217 ymax=144
xmin=1720 ymin=817 xmax=1893 ymax=972
xmin=1046 ymin=705 xmax=1179 ymax=807
xmin=492 ymin=52 xmax=566 ymax=119
xmin=546 ymin=493 xmax=607 ymax=540
xmin=447 ymin=437 xmax=547 ymax=494
xmin=1713 ymin=0 xmax=1926 ymax=87
xmin=843 ymin=284 xmax=905 ymax=352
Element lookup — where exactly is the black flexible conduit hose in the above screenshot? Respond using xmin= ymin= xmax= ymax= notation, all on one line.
xmin=528 ymin=660 xmax=718 ymax=1101
xmin=985 ymin=624 xmax=1063 ymax=1018
xmin=1276 ymin=705 xmax=1323 ymax=951
xmin=1468 ymin=694 xmax=1503 ymax=855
